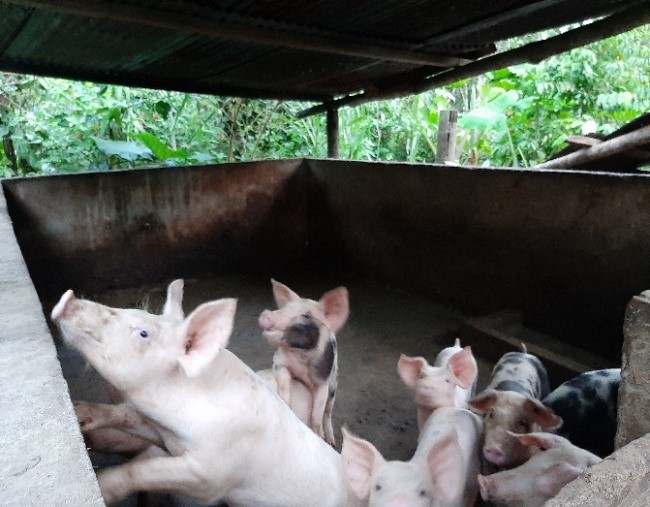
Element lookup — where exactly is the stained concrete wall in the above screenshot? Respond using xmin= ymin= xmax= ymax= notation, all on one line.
xmin=3 ymin=160 xmax=308 ymax=300
xmin=0 ymin=188 xmax=103 ymax=505
xmin=307 ymin=159 xmax=650 ymax=361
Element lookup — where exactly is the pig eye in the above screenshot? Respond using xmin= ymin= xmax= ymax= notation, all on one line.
xmin=374 ymin=484 xmax=382 ymax=492
xmin=419 ymin=489 xmax=427 ymax=497
xmin=486 ymin=410 xmax=494 ymax=419
xmin=139 ymin=329 xmax=149 ymax=338
xmin=302 ymin=312 xmax=312 ymax=319
xmin=518 ymin=419 xmax=528 ymax=430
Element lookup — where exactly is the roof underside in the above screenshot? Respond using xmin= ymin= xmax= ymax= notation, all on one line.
xmin=0 ymin=0 xmax=648 ymax=109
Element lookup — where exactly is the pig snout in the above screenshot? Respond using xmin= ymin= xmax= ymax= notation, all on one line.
xmin=51 ymin=289 xmax=76 ymax=321
xmin=258 ymin=309 xmax=274 ymax=330
xmin=483 ymin=445 xmax=507 ymax=465
xmin=385 ymin=496 xmax=416 ymax=507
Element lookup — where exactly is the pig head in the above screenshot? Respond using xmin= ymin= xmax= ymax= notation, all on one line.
xmin=258 ymin=279 xmax=349 ymax=445
xmin=469 ymin=389 xmax=562 ymax=469
xmin=52 ymin=285 xmax=350 ymax=506
xmin=477 ymin=432 xmax=601 ymax=507
xmin=398 ymin=342 xmax=478 ymax=429
xmin=342 ymin=407 xmax=481 ymax=507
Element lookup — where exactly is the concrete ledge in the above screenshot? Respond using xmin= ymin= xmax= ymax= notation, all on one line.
xmin=546 ymin=433 xmax=650 ymax=507
xmin=0 ymin=185 xmax=103 ymax=505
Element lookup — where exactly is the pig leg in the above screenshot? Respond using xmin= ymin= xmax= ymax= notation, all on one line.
xmin=84 ymin=427 xmax=154 ymax=455
xmin=273 ymin=363 xmax=293 ymax=405
xmin=323 ymin=389 xmax=336 ymax=446
xmin=97 ymin=455 xmax=206 ymax=505
xmin=310 ymin=385 xmax=329 ymax=441
xmin=75 ymin=402 xmax=164 ymax=447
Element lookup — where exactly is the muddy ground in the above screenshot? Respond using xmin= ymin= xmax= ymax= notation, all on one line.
xmin=53 ymin=270 xmax=494 ymax=505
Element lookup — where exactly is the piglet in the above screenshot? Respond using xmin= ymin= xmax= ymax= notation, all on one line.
xmin=258 ymin=279 xmax=349 ymax=445
xmin=397 ymin=339 xmax=478 ymax=429
xmin=543 ymin=368 xmax=620 ymax=457
xmin=477 ymin=432 xmax=601 ymax=506
xmin=342 ymin=406 xmax=482 ymax=506
xmin=52 ymin=285 xmax=352 ymax=506
xmin=469 ymin=347 xmax=561 ymax=469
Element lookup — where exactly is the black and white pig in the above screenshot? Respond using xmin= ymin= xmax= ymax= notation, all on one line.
xmin=543 ymin=368 xmax=620 ymax=457
xmin=258 ymin=279 xmax=349 ymax=446
xmin=469 ymin=346 xmax=562 ymax=469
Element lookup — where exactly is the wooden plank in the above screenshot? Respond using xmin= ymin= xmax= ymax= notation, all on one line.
xmin=299 ymin=3 xmax=650 ymax=117
xmin=460 ymin=310 xmax=617 ymax=388
xmin=326 ymin=107 xmax=339 ymax=159
xmin=536 ymin=124 xmax=650 ymax=169
xmin=435 ymin=109 xmax=458 ymax=164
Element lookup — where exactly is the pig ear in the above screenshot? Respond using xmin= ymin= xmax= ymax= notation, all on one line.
xmin=397 ymin=354 xmax=427 ymax=389
xmin=162 ymin=279 xmax=184 ymax=320
xmin=271 ymin=279 xmax=300 ymax=308
xmin=468 ymin=390 xmax=497 ymax=414
xmin=424 ymin=431 xmax=464 ymax=504
xmin=341 ymin=428 xmax=385 ymax=500
xmin=523 ymin=399 xmax=563 ymax=430
xmin=176 ymin=299 xmax=237 ymax=378
xmin=477 ymin=474 xmax=491 ymax=502
xmin=535 ymin=462 xmax=584 ymax=497
xmin=509 ymin=431 xmax=561 ymax=451
xmin=319 ymin=286 xmax=349 ymax=333
xmin=448 ymin=346 xmax=478 ymax=389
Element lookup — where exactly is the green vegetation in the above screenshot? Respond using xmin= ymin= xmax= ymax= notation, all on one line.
xmin=1 ymin=25 xmax=648 ymax=177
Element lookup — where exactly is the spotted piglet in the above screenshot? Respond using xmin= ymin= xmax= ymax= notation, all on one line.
xmin=469 ymin=346 xmax=562 ymax=469
xmin=543 ymin=368 xmax=620 ymax=457
xmin=397 ymin=338 xmax=478 ymax=429
xmin=477 ymin=432 xmax=601 ymax=506
xmin=258 ymin=279 xmax=349 ymax=445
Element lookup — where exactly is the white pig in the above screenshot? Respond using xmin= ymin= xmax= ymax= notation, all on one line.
xmin=477 ymin=432 xmax=601 ymax=506
xmin=258 ymin=279 xmax=349 ymax=445
xmin=397 ymin=339 xmax=478 ymax=429
xmin=342 ymin=406 xmax=482 ymax=507
xmin=52 ymin=286 xmax=353 ymax=506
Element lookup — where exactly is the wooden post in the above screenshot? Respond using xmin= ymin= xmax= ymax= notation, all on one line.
xmin=327 ymin=106 xmax=339 ymax=159
xmin=436 ymin=110 xmax=458 ymax=164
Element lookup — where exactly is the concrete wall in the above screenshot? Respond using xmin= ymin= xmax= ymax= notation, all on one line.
xmin=3 ymin=160 xmax=308 ymax=300
xmin=307 ymin=160 xmax=650 ymax=361
xmin=0 ymin=188 xmax=103 ymax=505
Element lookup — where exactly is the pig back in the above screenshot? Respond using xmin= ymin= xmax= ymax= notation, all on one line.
xmin=415 ymin=407 xmax=482 ymax=506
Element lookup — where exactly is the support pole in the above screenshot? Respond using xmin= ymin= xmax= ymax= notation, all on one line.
xmin=435 ymin=110 xmax=458 ymax=164
xmin=327 ymin=106 xmax=339 ymax=159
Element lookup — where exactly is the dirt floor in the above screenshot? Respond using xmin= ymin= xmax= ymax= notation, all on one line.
xmin=53 ymin=270 xmax=495 ymax=506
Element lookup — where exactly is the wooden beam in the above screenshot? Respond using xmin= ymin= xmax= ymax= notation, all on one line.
xmin=536 ymin=124 xmax=650 ymax=169
xmin=435 ymin=110 xmax=458 ymax=163
xmin=6 ymin=0 xmax=472 ymax=68
xmin=298 ymin=3 xmax=650 ymax=117
xmin=326 ymin=107 xmax=339 ymax=159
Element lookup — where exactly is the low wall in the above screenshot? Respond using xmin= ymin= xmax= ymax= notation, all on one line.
xmin=308 ymin=160 xmax=650 ymax=361
xmin=3 ymin=159 xmax=309 ymax=299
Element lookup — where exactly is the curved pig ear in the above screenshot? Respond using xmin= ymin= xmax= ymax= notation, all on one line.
xmin=468 ymin=389 xmax=498 ymax=414
xmin=397 ymin=354 xmax=428 ymax=389
xmin=425 ymin=431 xmax=464 ymax=504
xmin=176 ymin=298 xmax=237 ymax=378
xmin=508 ymin=431 xmax=562 ymax=451
xmin=448 ymin=346 xmax=478 ymax=389
xmin=523 ymin=399 xmax=563 ymax=430
xmin=341 ymin=428 xmax=385 ymax=500
xmin=271 ymin=279 xmax=300 ymax=308
xmin=163 ymin=279 xmax=184 ymax=320
xmin=319 ymin=286 xmax=349 ymax=333
xmin=535 ymin=462 xmax=584 ymax=497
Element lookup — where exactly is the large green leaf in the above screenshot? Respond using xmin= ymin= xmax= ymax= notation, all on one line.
xmin=92 ymin=137 xmax=152 ymax=162
xmin=135 ymin=132 xmax=188 ymax=161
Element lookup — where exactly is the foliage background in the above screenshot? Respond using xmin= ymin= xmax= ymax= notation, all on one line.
xmin=1 ymin=25 xmax=648 ymax=177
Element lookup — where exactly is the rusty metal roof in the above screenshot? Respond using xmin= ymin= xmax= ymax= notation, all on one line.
xmin=0 ymin=0 xmax=648 ymax=109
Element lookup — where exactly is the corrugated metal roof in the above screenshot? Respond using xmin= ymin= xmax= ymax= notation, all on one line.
xmin=0 ymin=0 xmax=647 ymax=106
